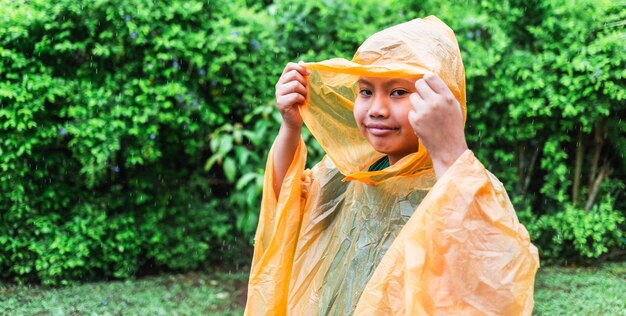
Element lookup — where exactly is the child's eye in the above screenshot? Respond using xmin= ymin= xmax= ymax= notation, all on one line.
xmin=391 ymin=89 xmax=408 ymax=97
xmin=359 ymin=89 xmax=372 ymax=96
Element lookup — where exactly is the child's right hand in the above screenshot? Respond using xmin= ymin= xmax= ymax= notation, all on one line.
xmin=275 ymin=62 xmax=310 ymax=130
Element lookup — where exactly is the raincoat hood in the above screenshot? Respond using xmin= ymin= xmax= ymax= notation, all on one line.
xmin=302 ymin=16 xmax=466 ymax=185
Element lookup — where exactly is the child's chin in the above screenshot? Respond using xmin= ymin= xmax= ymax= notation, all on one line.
xmin=369 ymin=143 xmax=392 ymax=154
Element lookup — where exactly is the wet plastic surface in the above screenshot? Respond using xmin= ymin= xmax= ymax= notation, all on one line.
xmin=245 ymin=16 xmax=539 ymax=316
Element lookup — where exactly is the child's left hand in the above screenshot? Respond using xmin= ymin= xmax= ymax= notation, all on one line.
xmin=408 ymin=72 xmax=468 ymax=178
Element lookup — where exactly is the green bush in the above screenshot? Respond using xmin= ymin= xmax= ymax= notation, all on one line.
xmin=469 ymin=0 xmax=626 ymax=263
xmin=535 ymin=196 xmax=624 ymax=263
xmin=1 ymin=0 xmax=624 ymax=284
xmin=0 ymin=0 xmax=275 ymax=284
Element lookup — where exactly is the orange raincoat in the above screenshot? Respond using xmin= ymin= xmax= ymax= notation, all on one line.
xmin=245 ymin=16 xmax=539 ymax=315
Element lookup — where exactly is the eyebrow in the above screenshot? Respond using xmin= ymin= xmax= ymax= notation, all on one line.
xmin=357 ymin=78 xmax=415 ymax=88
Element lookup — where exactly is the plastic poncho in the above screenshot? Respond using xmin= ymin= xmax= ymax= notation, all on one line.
xmin=245 ymin=16 xmax=539 ymax=315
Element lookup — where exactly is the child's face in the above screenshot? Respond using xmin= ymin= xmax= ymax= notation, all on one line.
xmin=354 ymin=76 xmax=420 ymax=164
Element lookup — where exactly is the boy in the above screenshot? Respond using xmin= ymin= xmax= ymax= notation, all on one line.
xmin=246 ymin=16 xmax=539 ymax=315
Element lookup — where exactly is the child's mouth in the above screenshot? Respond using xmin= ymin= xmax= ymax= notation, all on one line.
xmin=365 ymin=123 xmax=399 ymax=136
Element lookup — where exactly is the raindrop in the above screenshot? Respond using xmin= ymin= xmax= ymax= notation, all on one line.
xmin=590 ymin=67 xmax=601 ymax=79
xmin=250 ymin=39 xmax=260 ymax=51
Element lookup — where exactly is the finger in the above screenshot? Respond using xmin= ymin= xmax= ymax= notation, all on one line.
xmin=409 ymin=92 xmax=426 ymax=110
xmin=423 ymin=72 xmax=454 ymax=97
xmin=280 ymin=62 xmax=309 ymax=80
xmin=278 ymin=93 xmax=306 ymax=106
xmin=298 ymin=60 xmax=312 ymax=76
xmin=415 ymin=78 xmax=436 ymax=100
xmin=280 ymin=62 xmax=300 ymax=76
xmin=408 ymin=110 xmax=422 ymax=135
xmin=279 ymin=69 xmax=307 ymax=87
xmin=277 ymin=80 xmax=307 ymax=97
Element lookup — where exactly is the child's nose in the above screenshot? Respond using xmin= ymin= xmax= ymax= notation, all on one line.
xmin=368 ymin=96 xmax=389 ymax=118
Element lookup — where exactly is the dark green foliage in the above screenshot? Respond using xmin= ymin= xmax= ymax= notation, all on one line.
xmin=464 ymin=0 xmax=626 ymax=263
xmin=0 ymin=0 xmax=624 ymax=284
xmin=0 ymin=0 xmax=270 ymax=284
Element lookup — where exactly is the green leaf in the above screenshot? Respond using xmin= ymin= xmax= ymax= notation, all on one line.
xmin=223 ymin=157 xmax=236 ymax=182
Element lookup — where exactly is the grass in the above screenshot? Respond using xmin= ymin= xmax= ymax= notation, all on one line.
xmin=534 ymin=262 xmax=626 ymax=315
xmin=0 ymin=262 xmax=624 ymax=315
xmin=0 ymin=270 xmax=248 ymax=315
